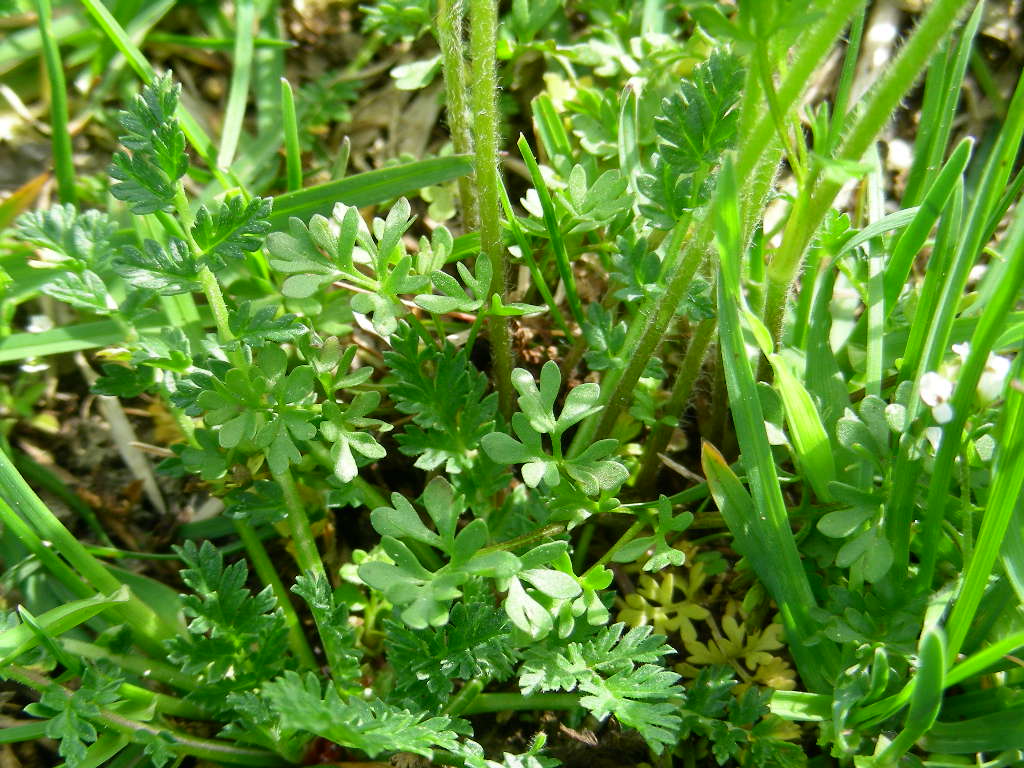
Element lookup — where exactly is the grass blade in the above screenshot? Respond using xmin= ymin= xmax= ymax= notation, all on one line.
xmin=268 ymin=155 xmax=474 ymax=229
xmin=917 ymin=177 xmax=1024 ymax=590
xmin=0 ymin=449 xmax=175 ymax=646
xmin=901 ymin=2 xmax=981 ymax=207
xmin=33 ymin=0 xmax=75 ymax=205
xmin=516 ymin=134 xmax=584 ymax=327
xmin=945 ymin=359 xmax=1024 ymax=658
xmin=706 ymin=157 xmax=836 ymax=691
xmin=280 ymin=77 xmax=302 ymax=192
xmin=217 ymin=0 xmax=256 ymax=168
xmin=874 ymin=629 xmax=946 ymax=765
xmin=885 ymin=136 xmax=973 ymax=313
xmin=0 ymin=587 xmax=129 ymax=666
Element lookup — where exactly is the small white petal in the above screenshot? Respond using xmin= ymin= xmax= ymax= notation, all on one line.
xmin=924 ymin=426 xmax=943 ymax=451
xmin=977 ymin=353 xmax=1012 ymax=403
xmin=919 ymin=372 xmax=953 ymax=407
xmin=932 ymin=402 xmax=954 ymax=424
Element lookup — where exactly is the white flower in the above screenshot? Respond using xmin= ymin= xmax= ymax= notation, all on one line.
xmin=978 ymin=353 xmax=1012 ymax=404
xmin=919 ymin=371 xmax=954 ymax=424
xmin=923 ymin=426 xmax=943 ymax=452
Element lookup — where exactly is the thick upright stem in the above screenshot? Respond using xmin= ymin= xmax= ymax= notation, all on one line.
xmin=762 ymin=0 xmax=974 ymax=349
xmin=272 ymin=465 xmax=326 ymax=579
xmin=591 ymin=236 xmax=710 ymax=444
xmin=437 ymin=0 xmax=478 ymax=231
xmin=469 ymin=0 xmax=513 ymax=419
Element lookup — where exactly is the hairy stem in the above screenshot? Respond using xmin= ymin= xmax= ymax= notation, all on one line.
xmin=635 ymin=317 xmax=717 ymax=492
xmin=762 ymin=0 xmax=974 ymax=348
xmin=591 ymin=235 xmax=710 ymax=444
xmin=469 ymin=0 xmax=513 ymax=419
xmin=436 ymin=0 xmax=478 ymax=231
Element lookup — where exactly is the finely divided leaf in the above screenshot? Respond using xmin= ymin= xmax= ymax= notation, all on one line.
xmin=15 ymin=204 xmax=117 ymax=269
xmin=113 ymin=237 xmax=202 ymax=295
xmin=263 ymin=670 xmax=465 ymax=758
xmin=109 ymin=74 xmax=188 ymax=214
xmin=192 ymin=196 xmax=272 ymax=264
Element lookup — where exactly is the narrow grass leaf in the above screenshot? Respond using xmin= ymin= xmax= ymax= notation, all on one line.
xmin=768 ymin=691 xmax=830 ymax=722
xmin=947 ymin=362 xmax=1024 ymax=659
xmin=268 ymin=156 xmax=473 ymax=229
xmin=217 ymin=0 xmax=256 ymax=168
xmin=281 ymin=77 xmax=302 ymax=192
xmin=885 ymin=137 xmax=972 ymax=313
xmin=33 ymin=0 xmax=75 ymax=205
xmin=918 ymin=188 xmax=1024 ymax=589
xmin=768 ymin=354 xmax=835 ymax=501
xmin=902 ymin=2 xmax=981 ymax=206
xmin=0 ymin=587 xmax=129 ymax=665
xmin=499 ymin=182 xmax=570 ymax=336
xmin=516 ymin=134 xmax=584 ymax=327
xmin=709 ymin=158 xmax=835 ymax=690
xmin=875 ymin=629 xmax=946 ymax=765
xmin=0 ymin=450 xmax=173 ymax=645
xmin=920 ymin=707 xmax=1024 ymax=753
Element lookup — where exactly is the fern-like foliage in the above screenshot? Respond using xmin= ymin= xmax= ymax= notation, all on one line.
xmin=113 ymin=237 xmax=203 ymax=295
xmin=191 ymin=196 xmax=273 ymax=266
xmin=384 ymin=598 xmax=516 ymax=710
xmin=262 ymin=670 xmax=466 ymax=759
xmin=24 ymin=666 xmax=122 ymax=768
xmin=384 ymin=323 xmax=507 ymax=505
xmin=519 ymin=622 xmax=682 ymax=753
xmin=638 ymin=51 xmax=743 ymax=228
xmin=680 ymin=666 xmax=807 ymax=767
xmin=165 ymin=541 xmax=291 ymax=713
xmin=292 ymin=572 xmax=363 ymax=685
xmin=15 ymin=204 xmax=117 ymax=270
xmin=109 ymin=73 xmax=189 ymax=214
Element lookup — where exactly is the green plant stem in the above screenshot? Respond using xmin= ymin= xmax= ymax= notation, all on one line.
xmin=117 ymin=682 xmax=209 ymax=720
xmin=469 ymin=0 xmax=513 ymax=419
xmin=517 ymin=135 xmax=584 ymax=327
xmin=6 ymin=666 xmax=286 ymax=766
xmin=0 ymin=495 xmax=95 ymax=601
xmin=436 ymin=0 xmax=478 ymax=231
xmin=734 ymin=2 xmax=865 ymax=184
xmin=753 ymin=33 xmax=804 ymax=183
xmin=499 ymin=182 xmax=571 ymax=337
xmin=566 ymin=217 xmax=686 ymax=454
xmin=591 ymin=234 xmax=710 ymax=445
xmin=480 ymin=523 xmax=567 ymax=555
xmin=34 ymin=0 xmax=75 ymax=205
xmin=582 ymin=521 xmax=645 ymax=581
xmin=762 ymin=0 xmax=973 ymax=347
xmin=59 ymin=638 xmax=195 ymax=691
xmin=232 ymin=520 xmax=317 ymax=669
xmin=461 ymin=691 xmax=580 ymax=714
xmin=443 ymin=676 xmax=486 ymax=716
xmin=197 ymin=265 xmax=236 ymax=347
xmin=635 ymin=317 xmax=717 ymax=493
xmin=272 ymin=466 xmax=326 ymax=578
